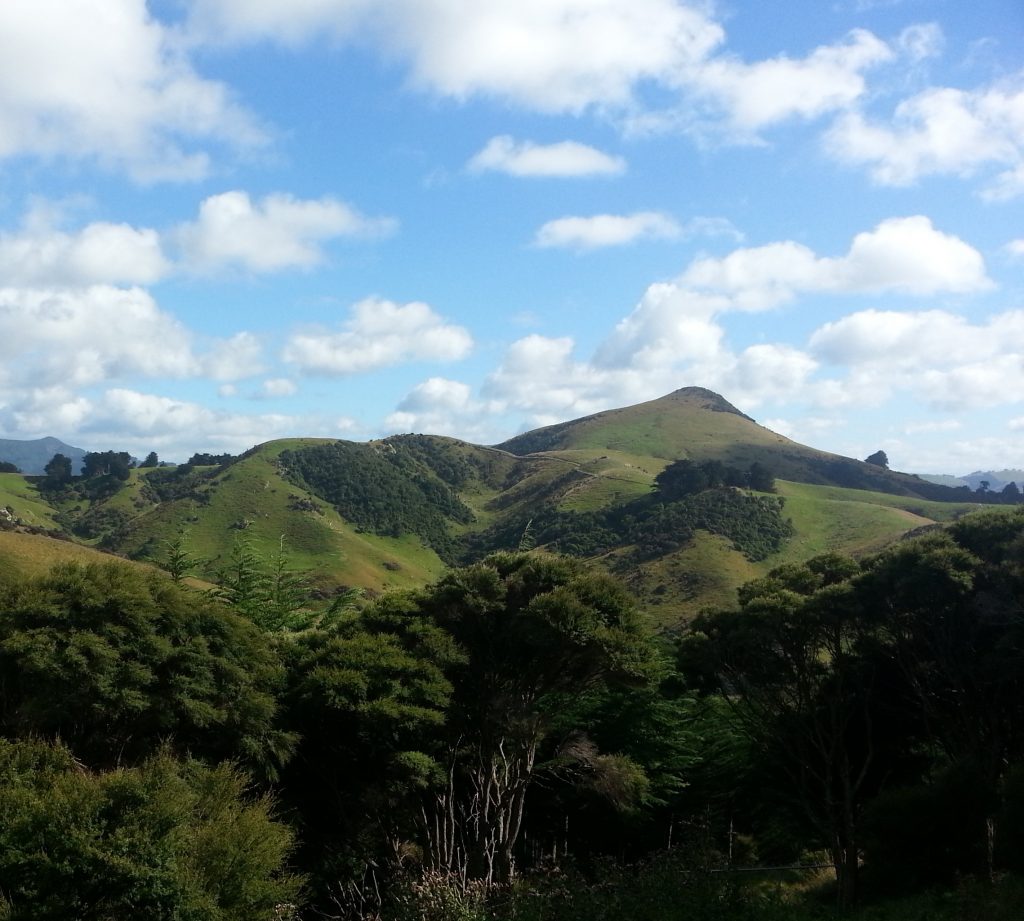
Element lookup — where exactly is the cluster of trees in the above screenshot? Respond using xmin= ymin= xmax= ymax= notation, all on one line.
xmin=281 ymin=441 xmax=475 ymax=561
xmin=469 ymin=460 xmax=789 ymax=563
xmin=681 ymin=506 xmax=1024 ymax=907
xmin=3 ymin=508 xmax=1024 ymax=917
xmin=654 ymin=458 xmax=776 ymax=498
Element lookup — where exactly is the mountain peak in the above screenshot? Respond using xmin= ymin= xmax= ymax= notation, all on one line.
xmin=661 ymin=387 xmax=754 ymax=421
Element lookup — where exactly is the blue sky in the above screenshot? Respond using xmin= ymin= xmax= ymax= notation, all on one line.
xmin=1 ymin=0 xmax=1022 ymax=473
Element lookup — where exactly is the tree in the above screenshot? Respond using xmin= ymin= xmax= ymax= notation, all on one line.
xmin=0 ymin=562 xmax=295 ymax=777
xmin=81 ymin=450 xmax=132 ymax=480
xmin=654 ymin=459 xmax=708 ymax=499
xmin=159 ymin=531 xmax=198 ymax=584
xmin=140 ymin=450 xmax=159 ymax=467
xmin=0 ymin=461 xmax=20 ymax=473
xmin=42 ymin=452 xmax=72 ymax=485
xmin=414 ymin=552 xmax=656 ymax=884
xmin=864 ymin=450 xmax=889 ymax=468
xmin=747 ymin=461 xmax=775 ymax=492
xmin=1001 ymin=481 xmax=1021 ymax=502
xmin=0 ymin=739 xmax=303 ymax=920
xmin=680 ymin=556 xmax=899 ymax=908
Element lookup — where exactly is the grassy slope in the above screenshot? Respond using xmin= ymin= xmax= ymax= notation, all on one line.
xmin=0 ymin=531 xmax=149 ymax=579
xmin=0 ymin=473 xmax=61 ymax=530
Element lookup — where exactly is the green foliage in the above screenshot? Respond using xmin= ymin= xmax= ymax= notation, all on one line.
xmin=0 ymin=462 xmax=20 ymax=474
xmin=281 ymin=440 xmax=474 ymax=561
xmin=213 ymin=537 xmax=315 ymax=631
xmin=0 ymin=562 xmax=295 ymax=777
xmin=470 ymin=488 xmax=793 ymax=563
xmin=0 ymin=738 xmax=302 ymax=921
xmin=82 ymin=450 xmax=133 ymax=481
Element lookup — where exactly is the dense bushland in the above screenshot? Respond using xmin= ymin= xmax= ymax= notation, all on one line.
xmin=2 ymin=508 xmax=1024 ymax=917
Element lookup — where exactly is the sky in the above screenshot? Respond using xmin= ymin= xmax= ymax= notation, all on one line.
xmin=1 ymin=0 xmax=1022 ymax=474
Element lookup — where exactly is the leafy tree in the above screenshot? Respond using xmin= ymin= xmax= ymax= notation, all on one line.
xmin=680 ymin=557 xmax=900 ymax=908
xmin=214 ymin=537 xmax=313 ymax=631
xmin=139 ymin=450 xmax=159 ymax=468
xmin=654 ymin=459 xmax=709 ymax=499
xmin=279 ymin=595 xmax=457 ymax=899
xmin=864 ymin=450 xmax=889 ymax=468
xmin=159 ymin=530 xmax=198 ymax=583
xmin=0 ymin=739 xmax=303 ymax=920
xmin=747 ymin=461 xmax=775 ymax=492
xmin=0 ymin=461 xmax=19 ymax=474
xmin=42 ymin=452 xmax=72 ymax=486
xmin=81 ymin=450 xmax=132 ymax=480
xmin=0 ymin=562 xmax=295 ymax=777
xmin=1002 ymin=481 xmax=1021 ymax=502
xmin=415 ymin=552 xmax=657 ymax=883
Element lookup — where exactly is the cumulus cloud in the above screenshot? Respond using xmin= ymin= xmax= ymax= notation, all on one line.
xmin=468 ymin=136 xmax=626 ymax=177
xmin=202 ymin=332 xmax=266 ymax=381
xmin=825 ymin=74 xmax=1024 ymax=198
xmin=680 ymin=216 xmax=989 ymax=309
xmin=76 ymin=388 xmax=306 ymax=458
xmin=385 ymin=377 xmax=492 ymax=438
xmin=0 ymin=0 xmax=265 ymax=181
xmin=259 ymin=378 xmax=299 ymax=399
xmin=283 ymin=297 xmax=473 ymax=375
xmin=691 ymin=29 xmax=893 ymax=137
xmin=190 ymin=0 xmax=725 ymax=114
xmin=176 ymin=191 xmax=396 ymax=274
xmin=535 ymin=212 xmax=681 ymax=249
xmin=0 ymin=221 xmax=169 ymax=286
xmin=1007 ymin=240 xmax=1024 ymax=257
xmin=809 ymin=309 xmax=1024 ymax=411
xmin=0 ymin=285 xmax=197 ymax=388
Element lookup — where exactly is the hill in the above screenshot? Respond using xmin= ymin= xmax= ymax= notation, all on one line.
xmin=0 ymin=436 xmax=86 ymax=475
xmin=0 ymin=389 xmax=995 ymax=623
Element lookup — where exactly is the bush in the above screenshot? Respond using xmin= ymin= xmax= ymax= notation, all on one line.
xmin=0 ymin=739 xmax=303 ymax=921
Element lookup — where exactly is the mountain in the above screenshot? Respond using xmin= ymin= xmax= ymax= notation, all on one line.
xmin=0 ymin=389 xmax=993 ymax=623
xmin=0 ymin=436 xmax=87 ymax=475
xmin=918 ymin=469 xmax=1024 ymax=493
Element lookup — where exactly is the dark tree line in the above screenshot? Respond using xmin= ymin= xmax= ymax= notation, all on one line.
xmin=3 ymin=509 xmax=1024 ymax=918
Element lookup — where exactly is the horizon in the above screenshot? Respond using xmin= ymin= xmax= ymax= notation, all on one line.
xmin=0 ymin=1 xmax=1022 ymax=473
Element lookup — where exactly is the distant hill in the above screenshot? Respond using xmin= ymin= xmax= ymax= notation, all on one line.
xmin=918 ymin=469 xmax=1024 ymax=492
xmin=0 ymin=388 xmax=999 ymax=623
xmin=0 ymin=436 xmax=87 ymax=475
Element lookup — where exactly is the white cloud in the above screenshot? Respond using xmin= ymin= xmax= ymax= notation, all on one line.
xmin=0 ymin=0 xmax=264 ymax=181
xmin=385 ymin=377 xmax=493 ymax=438
xmin=825 ymin=74 xmax=1024 ymax=198
xmin=535 ymin=212 xmax=681 ymax=249
xmin=260 ymin=377 xmax=298 ymax=398
xmin=680 ymin=216 xmax=989 ymax=309
xmin=0 ymin=221 xmax=169 ymax=286
xmin=0 ymin=285 xmax=197 ymax=388
xmin=903 ymin=419 xmax=962 ymax=435
xmin=283 ymin=297 xmax=473 ymax=375
xmin=78 ymin=388 xmax=304 ymax=458
xmin=468 ymin=136 xmax=626 ymax=177
xmin=202 ymin=332 xmax=266 ymax=381
xmin=896 ymin=23 xmax=944 ymax=64
xmin=809 ymin=309 xmax=1024 ymax=411
xmin=1007 ymin=240 xmax=1024 ymax=258
xmin=190 ymin=0 xmax=725 ymax=113
xmin=176 ymin=191 xmax=396 ymax=274
xmin=692 ymin=29 xmax=893 ymax=137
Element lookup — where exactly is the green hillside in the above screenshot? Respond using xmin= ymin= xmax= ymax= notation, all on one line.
xmin=0 ymin=389 xmax=994 ymax=622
